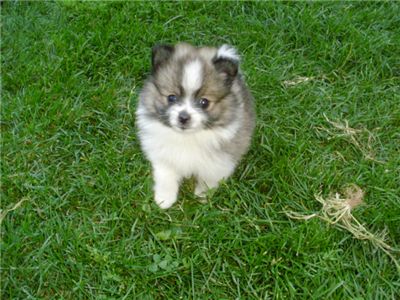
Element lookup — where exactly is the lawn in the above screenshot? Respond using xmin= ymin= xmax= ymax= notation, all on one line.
xmin=1 ymin=1 xmax=400 ymax=299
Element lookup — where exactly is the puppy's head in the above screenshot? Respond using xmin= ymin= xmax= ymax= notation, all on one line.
xmin=141 ymin=43 xmax=240 ymax=132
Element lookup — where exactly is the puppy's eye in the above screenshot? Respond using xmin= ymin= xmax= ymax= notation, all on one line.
xmin=167 ymin=94 xmax=177 ymax=104
xmin=199 ymin=98 xmax=209 ymax=109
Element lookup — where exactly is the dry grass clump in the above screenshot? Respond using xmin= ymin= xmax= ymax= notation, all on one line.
xmin=283 ymin=76 xmax=313 ymax=86
xmin=0 ymin=197 xmax=29 ymax=225
xmin=316 ymin=114 xmax=384 ymax=163
xmin=286 ymin=185 xmax=399 ymax=271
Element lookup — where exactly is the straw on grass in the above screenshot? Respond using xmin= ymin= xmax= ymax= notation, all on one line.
xmin=0 ymin=197 xmax=29 ymax=225
xmin=316 ymin=114 xmax=385 ymax=163
xmin=286 ymin=185 xmax=399 ymax=270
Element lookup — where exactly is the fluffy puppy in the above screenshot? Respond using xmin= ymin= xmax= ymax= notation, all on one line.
xmin=136 ymin=43 xmax=255 ymax=209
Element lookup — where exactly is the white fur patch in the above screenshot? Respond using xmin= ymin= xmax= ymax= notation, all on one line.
xmin=182 ymin=59 xmax=203 ymax=95
xmin=217 ymin=44 xmax=240 ymax=61
xmin=136 ymin=111 xmax=239 ymax=178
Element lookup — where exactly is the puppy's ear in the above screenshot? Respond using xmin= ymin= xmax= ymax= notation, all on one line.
xmin=152 ymin=44 xmax=174 ymax=72
xmin=213 ymin=58 xmax=238 ymax=82
xmin=213 ymin=45 xmax=239 ymax=85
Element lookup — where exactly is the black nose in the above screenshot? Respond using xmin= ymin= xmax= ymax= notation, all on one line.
xmin=178 ymin=111 xmax=191 ymax=125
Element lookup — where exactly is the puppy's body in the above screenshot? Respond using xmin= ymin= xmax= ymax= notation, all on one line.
xmin=137 ymin=43 xmax=254 ymax=209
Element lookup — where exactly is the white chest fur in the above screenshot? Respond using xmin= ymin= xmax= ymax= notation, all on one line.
xmin=137 ymin=113 xmax=239 ymax=179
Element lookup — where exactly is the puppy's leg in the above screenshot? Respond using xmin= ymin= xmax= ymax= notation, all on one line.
xmin=195 ymin=178 xmax=218 ymax=199
xmin=153 ymin=163 xmax=181 ymax=209
xmin=195 ymin=163 xmax=235 ymax=199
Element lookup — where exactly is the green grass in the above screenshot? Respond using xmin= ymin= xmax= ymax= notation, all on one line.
xmin=1 ymin=1 xmax=400 ymax=299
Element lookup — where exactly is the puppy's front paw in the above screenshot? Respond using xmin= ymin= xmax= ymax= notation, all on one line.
xmin=195 ymin=184 xmax=209 ymax=204
xmin=154 ymin=196 xmax=176 ymax=209
xmin=153 ymin=164 xmax=180 ymax=209
xmin=154 ymin=185 xmax=178 ymax=209
xmin=194 ymin=184 xmax=207 ymax=199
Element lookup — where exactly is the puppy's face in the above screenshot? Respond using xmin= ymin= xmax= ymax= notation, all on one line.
xmin=141 ymin=43 xmax=240 ymax=132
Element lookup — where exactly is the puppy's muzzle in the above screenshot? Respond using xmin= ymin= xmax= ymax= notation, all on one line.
xmin=178 ymin=111 xmax=191 ymax=126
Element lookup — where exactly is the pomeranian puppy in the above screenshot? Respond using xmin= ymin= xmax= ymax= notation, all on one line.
xmin=136 ymin=43 xmax=255 ymax=209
